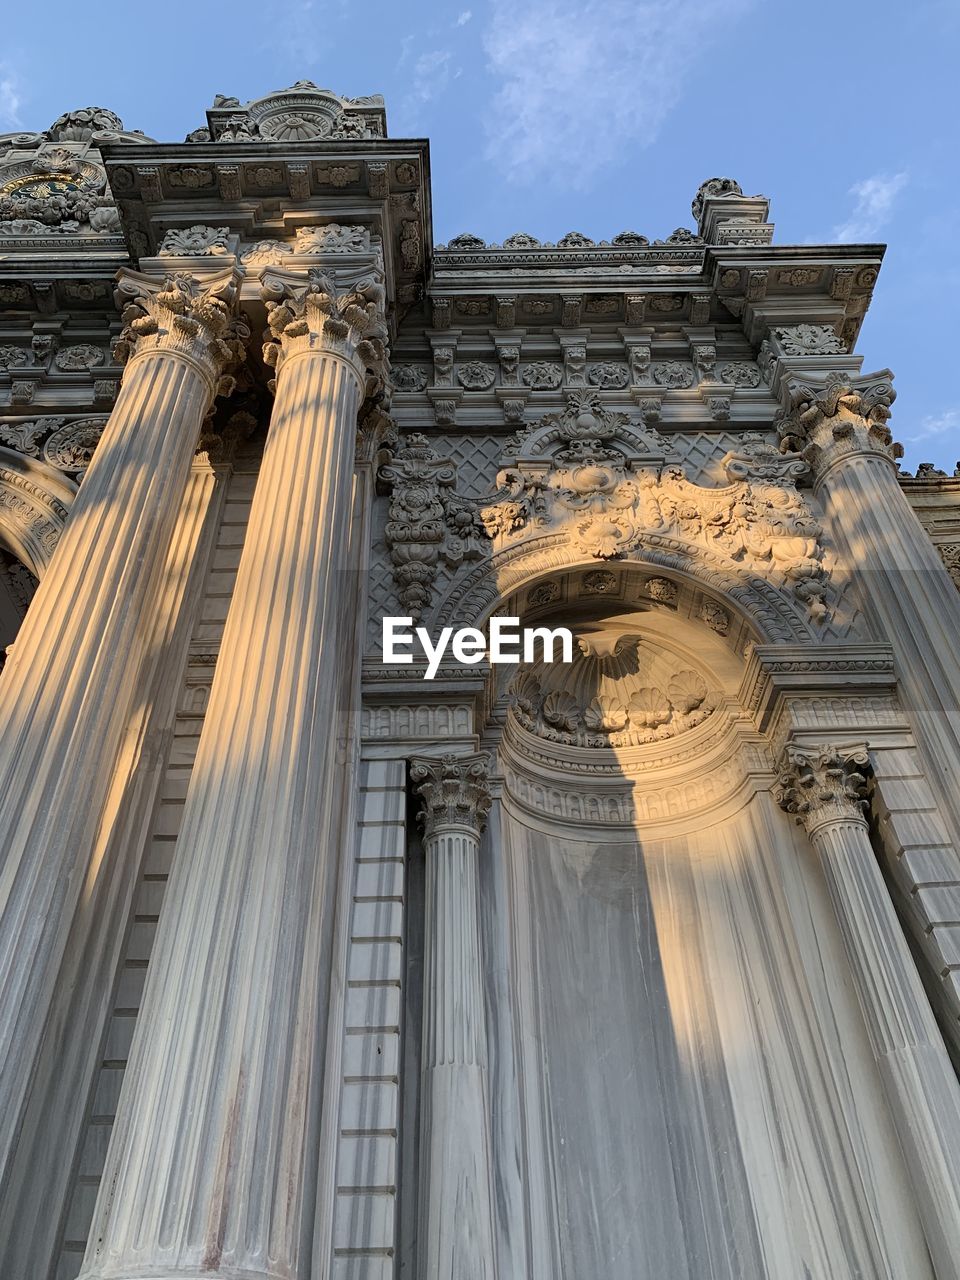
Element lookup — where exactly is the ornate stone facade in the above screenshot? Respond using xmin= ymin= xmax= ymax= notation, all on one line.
xmin=0 ymin=91 xmax=959 ymax=1280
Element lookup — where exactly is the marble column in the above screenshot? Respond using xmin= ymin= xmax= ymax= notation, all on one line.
xmin=0 ymin=265 xmax=244 ymax=1197
xmin=410 ymin=752 xmax=498 ymax=1280
xmin=80 ymin=264 xmax=389 ymax=1280
xmin=781 ymin=375 xmax=960 ymax=837
xmin=777 ymin=742 xmax=960 ymax=1279
xmin=0 ymin=445 xmax=237 ymax=1279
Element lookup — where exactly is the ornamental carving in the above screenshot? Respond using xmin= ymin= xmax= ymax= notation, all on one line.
xmin=0 ymin=414 xmax=107 ymax=474
xmin=775 ymin=742 xmax=871 ymax=833
xmin=48 ymin=107 xmax=124 ymax=141
xmin=588 ymin=362 xmax=629 ymax=389
xmin=42 ymin=418 xmax=107 ymax=472
xmin=240 ymin=240 xmax=292 ymax=266
xmin=775 ymin=324 xmax=845 ymax=356
xmin=0 ymin=150 xmax=119 ymax=237
xmin=937 ymin=543 xmax=960 ymax=590
xmin=521 ymin=362 xmax=563 ymax=390
xmin=527 ymin=580 xmax=561 ymax=606
xmin=0 ymin=347 xmax=31 ymax=370
xmin=392 ymin=364 xmax=429 ymax=392
xmin=113 ymin=267 xmax=248 ymax=396
xmin=54 ymin=345 xmax=105 ymax=372
xmin=380 ymin=433 xmax=483 ymax=618
xmin=456 ymin=360 xmax=496 ymax=390
xmin=476 ymin=391 xmax=829 ymax=621
xmin=159 ymin=225 xmax=231 ymax=256
xmin=651 ymin=361 xmax=695 ymax=388
xmin=410 ymin=753 xmax=491 ymax=839
xmin=502 ymin=232 xmax=539 ymax=248
xmin=510 ymin=630 xmax=718 ymax=749
xmin=778 ymin=268 xmax=820 ymax=286
xmin=777 ymin=372 xmax=900 ymax=472
xmin=646 ymin=576 xmax=677 ymax=604
xmin=698 ymin=600 xmax=730 ymax=634
xmin=557 ymin=231 xmax=595 ymax=248
xmin=719 ymin=362 xmax=761 ymax=388
xmin=294 ymin=223 xmax=370 ymax=254
xmin=261 ymin=268 xmax=388 ymax=399
xmin=691 ymin=176 xmax=743 ymax=220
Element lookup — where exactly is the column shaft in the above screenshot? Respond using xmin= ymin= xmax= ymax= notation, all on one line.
xmin=81 ymin=266 xmax=385 ymax=1280
xmin=779 ymin=744 xmax=960 ymax=1278
xmin=818 ymin=453 xmax=960 ymax=834
xmin=0 ymin=454 xmax=231 ymax=1275
xmin=412 ymin=755 xmax=497 ymax=1280
xmin=0 ymin=266 xmax=239 ymax=1193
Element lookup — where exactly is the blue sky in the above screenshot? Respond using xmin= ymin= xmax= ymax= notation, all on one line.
xmin=2 ymin=0 xmax=958 ymax=469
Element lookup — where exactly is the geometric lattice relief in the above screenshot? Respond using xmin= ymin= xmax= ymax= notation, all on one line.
xmin=666 ymin=429 xmax=757 ymax=484
xmin=439 ymin=433 xmax=507 ymax=497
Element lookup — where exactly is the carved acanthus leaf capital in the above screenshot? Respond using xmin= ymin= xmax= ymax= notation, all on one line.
xmin=775 ymin=742 xmax=871 ymax=833
xmin=260 ymin=267 xmax=389 ymax=397
xmin=777 ymin=372 xmax=901 ymax=476
xmin=112 ymin=266 xmax=249 ymax=398
xmin=411 ymin=753 xmax=492 ymax=839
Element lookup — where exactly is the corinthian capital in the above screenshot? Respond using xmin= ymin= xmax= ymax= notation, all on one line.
xmin=411 ymin=753 xmax=492 ymax=840
xmin=776 ymin=371 xmax=901 ymax=477
xmin=260 ymin=267 xmax=389 ymax=399
xmin=112 ymin=266 xmax=249 ymax=397
xmin=775 ymin=742 xmax=872 ymax=834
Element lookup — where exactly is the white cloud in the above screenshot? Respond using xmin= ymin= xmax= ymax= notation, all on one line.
xmin=456 ymin=9 xmax=473 ymax=24
xmin=0 ymin=66 xmax=22 ymax=130
xmin=905 ymin=408 xmax=960 ymax=445
xmin=412 ymin=49 xmax=454 ymax=102
xmin=833 ymin=171 xmax=908 ymax=242
xmin=482 ymin=0 xmax=753 ymax=183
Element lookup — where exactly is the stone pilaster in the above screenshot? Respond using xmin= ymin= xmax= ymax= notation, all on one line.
xmin=777 ymin=742 xmax=960 ymax=1279
xmin=411 ymin=752 xmax=497 ymax=1280
xmin=0 ymin=265 xmax=244 ymax=1199
xmin=79 ymin=261 xmax=388 ymax=1280
xmin=778 ymin=372 xmax=960 ymax=841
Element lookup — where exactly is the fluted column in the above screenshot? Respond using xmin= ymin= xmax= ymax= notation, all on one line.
xmin=0 ymin=265 xmax=244 ymax=1196
xmin=777 ymin=743 xmax=960 ymax=1278
xmin=411 ymin=753 xmax=498 ymax=1280
xmin=80 ymin=263 xmax=388 ymax=1280
xmin=781 ymin=375 xmax=960 ymax=837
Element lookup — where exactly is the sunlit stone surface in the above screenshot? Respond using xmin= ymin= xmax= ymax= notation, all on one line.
xmin=0 ymin=86 xmax=958 ymax=1280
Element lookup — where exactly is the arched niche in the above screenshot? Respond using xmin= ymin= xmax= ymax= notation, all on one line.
xmin=476 ymin=561 xmax=934 ymax=1280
